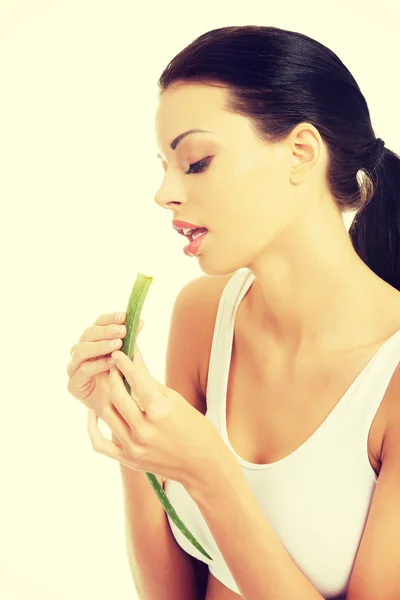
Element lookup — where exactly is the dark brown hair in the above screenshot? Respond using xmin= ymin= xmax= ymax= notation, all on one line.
xmin=158 ymin=25 xmax=400 ymax=290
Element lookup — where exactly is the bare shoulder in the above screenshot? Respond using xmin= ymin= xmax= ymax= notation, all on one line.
xmin=169 ymin=274 xmax=236 ymax=596
xmin=381 ymin=360 xmax=400 ymax=461
xmin=179 ymin=273 xmax=234 ymax=312
xmin=189 ymin=274 xmax=237 ymax=401
xmin=175 ymin=273 xmax=237 ymax=411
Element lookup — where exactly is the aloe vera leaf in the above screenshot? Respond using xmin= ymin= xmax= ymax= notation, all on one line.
xmin=120 ymin=273 xmax=213 ymax=561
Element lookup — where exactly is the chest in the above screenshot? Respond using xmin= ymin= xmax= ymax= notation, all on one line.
xmin=199 ymin=319 xmax=392 ymax=485
xmin=225 ymin=330 xmax=388 ymax=476
xmin=197 ymin=279 xmax=400 ymax=600
xmin=201 ymin=337 xmax=394 ymax=600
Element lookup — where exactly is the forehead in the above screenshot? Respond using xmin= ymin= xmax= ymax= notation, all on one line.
xmin=155 ymin=84 xmax=228 ymax=148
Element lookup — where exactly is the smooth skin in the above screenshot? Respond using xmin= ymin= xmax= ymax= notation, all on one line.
xmin=154 ymin=82 xmax=400 ymax=374
xmin=67 ymin=314 xmax=144 ymax=449
xmin=153 ymin=80 xmax=400 ymax=600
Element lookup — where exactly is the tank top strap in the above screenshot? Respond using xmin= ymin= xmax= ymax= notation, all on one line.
xmin=346 ymin=328 xmax=400 ymax=451
xmin=205 ymin=269 xmax=254 ymax=418
xmin=204 ymin=268 xmax=400 ymax=453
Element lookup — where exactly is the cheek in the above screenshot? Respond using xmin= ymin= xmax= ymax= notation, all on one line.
xmin=208 ymin=155 xmax=287 ymax=227
xmin=237 ymin=171 xmax=289 ymax=233
xmin=236 ymin=164 xmax=278 ymax=209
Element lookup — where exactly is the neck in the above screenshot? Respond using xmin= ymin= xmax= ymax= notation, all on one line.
xmin=245 ymin=209 xmax=399 ymax=357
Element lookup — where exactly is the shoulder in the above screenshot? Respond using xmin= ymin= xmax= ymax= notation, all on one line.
xmin=177 ymin=272 xmax=237 ymax=322
xmin=346 ymin=360 xmax=400 ymax=597
xmin=181 ymin=272 xmax=237 ymax=337
xmin=179 ymin=272 xmax=235 ymax=309
xmin=381 ymin=361 xmax=400 ymax=462
xmin=178 ymin=273 xmax=237 ymax=402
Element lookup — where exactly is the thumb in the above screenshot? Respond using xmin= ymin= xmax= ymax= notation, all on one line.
xmin=133 ymin=346 xmax=170 ymax=397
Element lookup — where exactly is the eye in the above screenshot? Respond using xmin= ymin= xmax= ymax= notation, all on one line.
xmin=184 ymin=156 xmax=212 ymax=175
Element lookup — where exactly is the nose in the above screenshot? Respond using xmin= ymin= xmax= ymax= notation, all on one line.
xmin=154 ymin=186 xmax=187 ymax=211
xmin=154 ymin=166 xmax=192 ymax=212
xmin=154 ymin=192 xmax=179 ymax=210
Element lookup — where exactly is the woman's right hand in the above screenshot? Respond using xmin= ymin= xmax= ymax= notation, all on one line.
xmin=67 ymin=314 xmax=165 ymax=484
xmin=66 ymin=312 xmax=144 ymax=417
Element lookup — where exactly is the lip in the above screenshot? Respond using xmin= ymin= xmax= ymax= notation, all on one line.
xmin=172 ymin=220 xmax=208 ymax=236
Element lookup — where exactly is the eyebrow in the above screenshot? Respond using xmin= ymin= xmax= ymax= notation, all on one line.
xmin=156 ymin=128 xmax=213 ymax=160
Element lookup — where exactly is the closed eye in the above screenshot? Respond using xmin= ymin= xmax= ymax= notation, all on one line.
xmin=185 ymin=156 xmax=212 ymax=175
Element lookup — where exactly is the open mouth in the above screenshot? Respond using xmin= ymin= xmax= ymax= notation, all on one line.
xmin=178 ymin=227 xmax=208 ymax=241
xmin=189 ymin=228 xmax=208 ymax=241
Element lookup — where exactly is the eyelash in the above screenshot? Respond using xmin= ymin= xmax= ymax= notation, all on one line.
xmin=184 ymin=156 xmax=212 ymax=175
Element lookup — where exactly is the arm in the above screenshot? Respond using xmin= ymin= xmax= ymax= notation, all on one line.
xmin=186 ymin=367 xmax=400 ymax=600
xmin=345 ymin=368 xmax=400 ymax=600
xmin=187 ymin=457 xmax=325 ymax=600
xmin=116 ymin=462 xmax=201 ymax=600
xmin=115 ymin=277 xmax=210 ymax=600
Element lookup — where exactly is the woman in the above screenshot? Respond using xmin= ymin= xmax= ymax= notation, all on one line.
xmin=68 ymin=25 xmax=400 ymax=599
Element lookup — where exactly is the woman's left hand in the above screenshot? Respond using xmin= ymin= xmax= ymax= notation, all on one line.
xmin=87 ymin=346 xmax=227 ymax=491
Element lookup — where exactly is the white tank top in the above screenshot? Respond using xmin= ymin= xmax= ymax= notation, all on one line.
xmin=164 ymin=268 xmax=400 ymax=599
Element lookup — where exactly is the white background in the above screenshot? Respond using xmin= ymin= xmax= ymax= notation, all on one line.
xmin=1 ymin=1 xmax=399 ymax=598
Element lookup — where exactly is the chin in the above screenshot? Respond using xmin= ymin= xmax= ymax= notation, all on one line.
xmin=197 ymin=257 xmax=247 ymax=278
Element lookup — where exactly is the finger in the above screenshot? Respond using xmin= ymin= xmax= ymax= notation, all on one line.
xmin=87 ymin=408 xmax=126 ymax=461
xmin=87 ymin=409 xmax=143 ymax=471
xmin=110 ymin=351 xmax=165 ymax=419
xmin=92 ymin=312 xmax=127 ymax=327
xmin=110 ymin=347 xmax=168 ymax=397
xmin=97 ymin=401 xmax=138 ymax=448
xmin=109 ymin=365 xmax=147 ymax=422
xmin=110 ymin=360 xmax=146 ymax=412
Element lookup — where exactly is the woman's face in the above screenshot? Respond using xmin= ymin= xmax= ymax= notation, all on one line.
xmin=154 ymin=83 xmax=319 ymax=277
